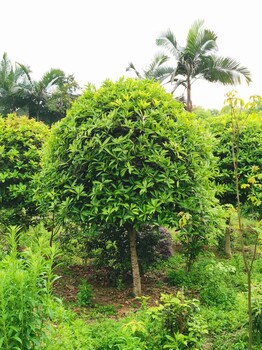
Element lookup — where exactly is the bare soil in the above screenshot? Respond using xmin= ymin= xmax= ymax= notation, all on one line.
xmin=53 ymin=265 xmax=178 ymax=317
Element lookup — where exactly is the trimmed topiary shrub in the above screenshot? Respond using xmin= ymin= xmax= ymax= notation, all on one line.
xmin=37 ymin=77 xmax=223 ymax=295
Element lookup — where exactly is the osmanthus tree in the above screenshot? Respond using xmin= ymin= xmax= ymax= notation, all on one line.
xmin=0 ymin=114 xmax=49 ymax=228
xmin=38 ymin=78 xmax=223 ymax=295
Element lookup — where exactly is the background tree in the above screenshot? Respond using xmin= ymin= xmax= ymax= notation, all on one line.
xmin=156 ymin=19 xmax=251 ymax=111
xmin=0 ymin=53 xmax=30 ymax=115
xmin=203 ymin=99 xmax=262 ymax=214
xmin=201 ymin=93 xmax=262 ymax=262
xmin=46 ymin=74 xmax=80 ymax=124
xmin=0 ymin=53 xmax=79 ymax=125
xmin=21 ymin=67 xmax=79 ymax=124
xmin=37 ymin=78 xmax=223 ymax=296
xmin=225 ymin=92 xmax=261 ymax=350
xmin=0 ymin=114 xmax=49 ymax=228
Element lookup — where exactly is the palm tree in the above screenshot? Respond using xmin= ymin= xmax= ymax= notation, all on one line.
xmin=20 ymin=67 xmax=79 ymax=123
xmin=0 ymin=53 xmax=79 ymax=123
xmin=0 ymin=53 xmax=30 ymax=115
xmin=156 ymin=20 xmax=252 ymax=112
xmin=20 ymin=67 xmax=65 ymax=120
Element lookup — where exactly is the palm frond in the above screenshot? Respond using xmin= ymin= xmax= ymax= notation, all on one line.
xmin=126 ymin=62 xmax=142 ymax=78
xmin=186 ymin=20 xmax=217 ymax=59
xmin=16 ymin=62 xmax=32 ymax=84
xmin=151 ymin=66 xmax=175 ymax=82
xmin=41 ymin=69 xmax=65 ymax=89
xmin=170 ymin=78 xmax=187 ymax=94
xmin=156 ymin=29 xmax=180 ymax=59
xmin=204 ymin=56 xmax=252 ymax=85
xmin=199 ymin=30 xmax=218 ymax=52
xmin=147 ymin=53 xmax=170 ymax=72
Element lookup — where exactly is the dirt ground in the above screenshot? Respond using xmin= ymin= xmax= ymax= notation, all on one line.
xmin=53 ymin=264 xmax=178 ymax=317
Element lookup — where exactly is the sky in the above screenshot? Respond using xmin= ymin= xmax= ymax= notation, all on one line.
xmin=1 ymin=0 xmax=261 ymax=110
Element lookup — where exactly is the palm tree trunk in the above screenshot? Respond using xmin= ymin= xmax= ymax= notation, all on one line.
xmin=186 ymin=79 xmax=193 ymax=112
xmin=128 ymin=226 xmax=142 ymax=296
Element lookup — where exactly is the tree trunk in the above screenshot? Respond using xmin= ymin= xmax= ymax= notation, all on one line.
xmin=225 ymin=226 xmax=232 ymax=259
xmin=128 ymin=226 xmax=142 ymax=296
xmin=186 ymin=78 xmax=193 ymax=112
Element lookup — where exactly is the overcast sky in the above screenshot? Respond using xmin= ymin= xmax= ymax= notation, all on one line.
xmin=1 ymin=0 xmax=261 ymax=109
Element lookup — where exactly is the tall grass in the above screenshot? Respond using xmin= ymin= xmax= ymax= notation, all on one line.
xmin=0 ymin=226 xmax=58 ymax=349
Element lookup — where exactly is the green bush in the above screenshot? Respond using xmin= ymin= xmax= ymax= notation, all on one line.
xmin=148 ymin=292 xmax=208 ymax=349
xmin=76 ymin=279 xmax=93 ymax=306
xmin=0 ymin=114 xmax=49 ymax=228
xmin=167 ymin=256 xmax=237 ymax=308
xmin=167 ymin=268 xmax=191 ymax=288
xmin=45 ymin=292 xmax=207 ymax=350
xmin=45 ymin=318 xmax=95 ymax=350
xmin=199 ymin=261 xmax=237 ymax=307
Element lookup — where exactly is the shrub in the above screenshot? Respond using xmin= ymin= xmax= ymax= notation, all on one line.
xmin=167 ymin=255 xmax=237 ymax=308
xmin=0 ymin=114 xmax=49 ymax=228
xmin=167 ymin=268 xmax=191 ymax=288
xmin=148 ymin=292 xmax=208 ymax=349
xmin=76 ymin=279 xmax=93 ymax=306
xmin=198 ymin=261 xmax=237 ymax=307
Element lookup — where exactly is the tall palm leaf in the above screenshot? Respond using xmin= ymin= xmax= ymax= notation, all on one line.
xmin=201 ymin=56 xmax=252 ymax=85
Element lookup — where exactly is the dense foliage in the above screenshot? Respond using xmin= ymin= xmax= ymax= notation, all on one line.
xmin=0 ymin=114 xmax=49 ymax=227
